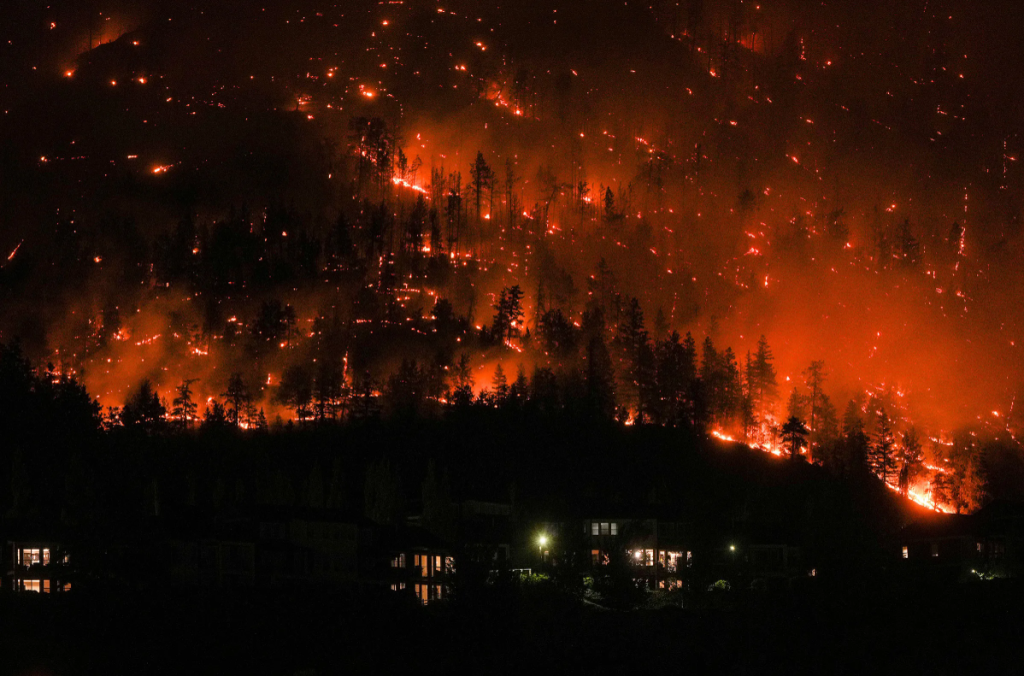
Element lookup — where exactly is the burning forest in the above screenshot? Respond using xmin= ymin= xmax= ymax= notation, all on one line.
xmin=3 ymin=1 xmax=1024 ymax=518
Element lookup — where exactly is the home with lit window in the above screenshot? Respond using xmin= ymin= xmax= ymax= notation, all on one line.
xmin=8 ymin=541 xmax=71 ymax=593
xmin=534 ymin=513 xmax=692 ymax=590
xmin=901 ymin=500 xmax=1024 ymax=581
xmin=367 ymin=524 xmax=454 ymax=605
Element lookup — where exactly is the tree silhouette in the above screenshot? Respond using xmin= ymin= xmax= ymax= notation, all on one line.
xmin=120 ymin=380 xmax=167 ymax=432
xmin=870 ymin=409 xmax=898 ymax=485
xmin=171 ymin=379 xmax=198 ymax=429
xmin=469 ymin=151 xmax=494 ymax=223
xmin=898 ymin=428 xmax=924 ymax=496
xmin=223 ymin=373 xmax=251 ymax=427
xmin=492 ymin=285 xmax=525 ymax=345
xmin=782 ymin=415 xmax=809 ymax=460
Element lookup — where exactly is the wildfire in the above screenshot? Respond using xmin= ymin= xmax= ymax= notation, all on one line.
xmin=710 ymin=427 xmax=954 ymax=513
xmin=391 ymin=176 xmax=429 ymax=195
xmin=710 ymin=429 xmax=735 ymax=442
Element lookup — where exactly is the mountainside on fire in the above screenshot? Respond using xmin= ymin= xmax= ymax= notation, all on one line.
xmin=3 ymin=0 xmax=1024 ymax=514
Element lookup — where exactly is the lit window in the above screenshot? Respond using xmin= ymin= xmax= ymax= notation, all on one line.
xmin=22 ymin=580 xmax=40 ymax=592
xmin=591 ymin=522 xmax=599 ymax=536
xmin=610 ymin=523 xmax=618 ymax=536
xmin=415 ymin=554 xmax=429 ymax=577
xmin=600 ymin=523 xmax=610 ymax=536
xmin=391 ymin=553 xmax=406 ymax=568
xmin=902 ymin=546 xmax=908 ymax=559
xmin=43 ymin=580 xmax=51 ymax=593
xmin=43 ymin=549 xmax=50 ymax=565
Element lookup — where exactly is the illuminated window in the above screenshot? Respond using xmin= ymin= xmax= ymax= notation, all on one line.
xmin=434 ymin=555 xmax=442 ymax=573
xmin=591 ymin=549 xmax=601 ymax=565
xmin=902 ymin=546 xmax=908 ymax=559
xmin=391 ymin=553 xmax=406 ymax=568
xmin=22 ymin=580 xmax=40 ymax=592
xmin=20 ymin=549 xmax=41 ymax=566
xmin=444 ymin=556 xmax=455 ymax=573
xmin=591 ymin=522 xmax=599 ymax=536
xmin=43 ymin=580 xmax=51 ymax=593
xmin=600 ymin=523 xmax=610 ymax=536
xmin=414 ymin=583 xmax=440 ymax=604
xmin=390 ymin=582 xmax=406 ymax=591
xmin=610 ymin=523 xmax=618 ymax=536
xmin=414 ymin=554 xmax=429 ymax=577
xmin=43 ymin=549 xmax=51 ymax=565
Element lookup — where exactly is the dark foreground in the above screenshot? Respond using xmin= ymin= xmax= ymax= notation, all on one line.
xmin=1 ymin=580 xmax=1021 ymax=676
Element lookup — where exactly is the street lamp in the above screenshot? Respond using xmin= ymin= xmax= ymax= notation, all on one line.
xmin=537 ymin=534 xmax=548 ymax=564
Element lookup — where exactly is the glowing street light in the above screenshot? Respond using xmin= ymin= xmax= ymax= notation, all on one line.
xmin=537 ymin=534 xmax=549 ymax=565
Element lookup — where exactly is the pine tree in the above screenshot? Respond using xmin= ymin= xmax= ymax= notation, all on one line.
xmin=699 ymin=336 xmax=721 ymax=421
xmin=171 ymin=379 xmax=198 ymax=429
xmin=945 ymin=431 xmax=986 ymax=514
xmin=747 ymin=336 xmax=778 ymax=444
xmin=786 ymin=387 xmax=806 ymax=422
xmin=492 ymin=285 xmax=525 ymax=345
xmin=470 ymin=151 xmax=494 ymax=223
xmin=870 ymin=409 xmax=898 ymax=485
xmin=584 ymin=333 xmax=617 ymax=419
xmin=491 ymin=364 xmax=509 ymax=403
xmin=223 ymin=373 xmax=251 ymax=427
xmin=781 ymin=415 xmax=809 ymax=460
xmin=841 ymin=400 xmax=869 ymax=474
xmin=803 ymin=360 xmax=826 ymax=437
xmin=899 ymin=427 xmax=924 ymax=496
xmin=120 ymin=380 xmax=167 ymax=432
xmin=616 ymin=298 xmax=651 ymax=419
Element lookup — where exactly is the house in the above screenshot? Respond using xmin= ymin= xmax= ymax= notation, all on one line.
xmin=161 ymin=507 xmax=359 ymax=588
xmin=8 ymin=540 xmax=71 ymax=593
xmin=901 ymin=500 xmax=1024 ymax=581
xmin=455 ymin=499 xmax=512 ymax=565
xmin=534 ymin=512 xmax=692 ymax=590
xmin=365 ymin=524 xmax=453 ymax=605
